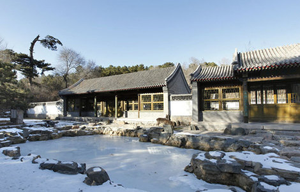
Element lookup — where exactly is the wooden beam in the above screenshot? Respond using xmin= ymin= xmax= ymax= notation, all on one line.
xmin=115 ymin=95 xmax=118 ymax=119
xmin=248 ymin=74 xmax=300 ymax=82
xmin=94 ymin=96 xmax=97 ymax=117
xmin=243 ymin=78 xmax=249 ymax=123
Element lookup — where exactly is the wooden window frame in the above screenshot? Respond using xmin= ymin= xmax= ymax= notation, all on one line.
xmin=203 ymin=86 xmax=241 ymax=111
xmin=140 ymin=93 xmax=164 ymax=111
xmin=128 ymin=100 xmax=139 ymax=111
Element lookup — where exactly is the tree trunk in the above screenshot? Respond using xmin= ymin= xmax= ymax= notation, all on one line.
xmin=29 ymin=35 xmax=40 ymax=86
xmin=63 ymin=74 xmax=68 ymax=88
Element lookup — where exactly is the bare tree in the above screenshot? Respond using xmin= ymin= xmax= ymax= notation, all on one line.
xmin=57 ymin=47 xmax=85 ymax=88
xmin=219 ymin=57 xmax=231 ymax=65
xmin=0 ymin=37 xmax=7 ymax=50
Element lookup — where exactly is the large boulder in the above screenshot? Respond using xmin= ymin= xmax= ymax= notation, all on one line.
xmin=84 ymin=166 xmax=110 ymax=186
xmin=40 ymin=159 xmax=86 ymax=174
xmin=185 ymin=152 xmax=255 ymax=192
xmin=2 ymin=146 xmax=21 ymax=158
xmin=139 ymin=134 xmax=149 ymax=142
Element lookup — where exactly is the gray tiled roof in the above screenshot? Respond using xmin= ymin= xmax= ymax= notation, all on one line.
xmin=235 ymin=43 xmax=300 ymax=72
xmin=191 ymin=65 xmax=235 ymax=82
xmin=59 ymin=66 xmax=176 ymax=95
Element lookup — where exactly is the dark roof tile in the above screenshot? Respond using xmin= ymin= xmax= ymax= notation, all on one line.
xmin=191 ymin=65 xmax=235 ymax=82
xmin=236 ymin=43 xmax=300 ymax=72
xmin=59 ymin=66 xmax=176 ymax=95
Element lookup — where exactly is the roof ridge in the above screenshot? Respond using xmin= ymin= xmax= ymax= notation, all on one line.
xmin=241 ymin=43 xmax=300 ymax=54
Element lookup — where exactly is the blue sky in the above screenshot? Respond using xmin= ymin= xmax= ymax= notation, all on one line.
xmin=0 ymin=0 xmax=299 ymax=69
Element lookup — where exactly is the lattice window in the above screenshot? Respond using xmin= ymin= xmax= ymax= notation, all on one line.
xmin=277 ymin=89 xmax=287 ymax=104
xmin=222 ymin=88 xmax=239 ymax=99
xmin=292 ymin=84 xmax=300 ymax=103
xmin=263 ymin=85 xmax=274 ymax=104
xmin=203 ymin=87 xmax=240 ymax=111
xmin=128 ymin=100 xmax=139 ymax=110
xmin=204 ymin=89 xmax=219 ymax=99
xmin=250 ymin=86 xmax=262 ymax=105
xmin=67 ymin=98 xmax=79 ymax=112
xmin=140 ymin=93 xmax=164 ymax=110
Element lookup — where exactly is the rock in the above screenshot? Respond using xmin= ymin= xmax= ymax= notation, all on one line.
xmin=224 ymin=127 xmax=247 ymax=136
xmin=186 ymin=152 xmax=255 ymax=191
xmin=258 ymin=175 xmax=290 ymax=187
xmin=189 ymin=125 xmax=198 ymax=130
xmin=84 ymin=166 xmax=110 ymax=186
xmin=231 ymin=127 xmax=247 ymax=135
xmin=204 ymin=151 xmax=225 ymax=160
xmin=163 ymin=124 xmax=173 ymax=134
xmin=253 ymin=181 xmax=280 ymax=192
xmin=155 ymin=133 xmax=172 ymax=144
xmin=103 ymin=120 xmax=112 ymax=125
xmin=53 ymin=161 xmax=84 ymax=174
xmin=253 ymin=162 xmax=263 ymax=172
xmin=88 ymin=123 xmax=96 ymax=126
xmin=279 ymin=140 xmax=300 ymax=147
xmin=21 ymin=129 xmax=29 ymax=138
xmin=260 ymin=145 xmax=279 ymax=154
xmin=223 ymin=127 xmax=231 ymax=134
xmin=165 ymin=135 xmax=186 ymax=148
xmin=7 ymin=135 xmax=26 ymax=144
xmin=217 ymin=159 xmax=242 ymax=174
xmin=2 ymin=146 xmax=21 ymax=158
xmin=0 ymin=140 xmax=12 ymax=147
xmin=72 ymin=125 xmax=80 ymax=129
xmin=139 ymin=134 xmax=149 ymax=142
xmin=272 ymin=168 xmax=300 ymax=182
xmin=27 ymin=134 xmax=42 ymax=141
xmin=184 ymin=164 xmax=194 ymax=173
xmin=290 ymin=156 xmax=300 ymax=163
xmin=40 ymin=159 xmax=60 ymax=170
xmin=40 ymin=159 xmax=86 ymax=175
xmin=114 ymin=120 xmax=126 ymax=125
xmin=280 ymin=148 xmax=300 ymax=158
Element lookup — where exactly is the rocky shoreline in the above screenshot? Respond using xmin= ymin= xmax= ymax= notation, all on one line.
xmin=1 ymin=119 xmax=300 ymax=191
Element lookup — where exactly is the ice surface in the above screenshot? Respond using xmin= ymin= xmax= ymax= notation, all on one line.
xmin=14 ymin=135 xmax=241 ymax=192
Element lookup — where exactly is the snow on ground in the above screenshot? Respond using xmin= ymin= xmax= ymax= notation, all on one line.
xmin=9 ymin=135 xmax=243 ymax=192
xmin=0 ymin=152 xmax=145 ymax=192
xmin=1 ymin=119 xmax=300 ymax=191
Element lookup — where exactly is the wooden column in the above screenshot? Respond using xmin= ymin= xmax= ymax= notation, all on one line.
xmin=63 ymin=96 xmax=67 ymax=117
xmin=138 ymin=94 xmax=140 ymax=118
xmin=192 ymin=81 xmax=200 ymax=122
xmin=243 ymin=75 xmax=249 ymax=123
xmin=94 ymin=96 xmax=97 ymax=117
xmin=115 ymin=95 xmax=118 ymax=119
xmin=79 ymin=98 xmax=82 ymax=117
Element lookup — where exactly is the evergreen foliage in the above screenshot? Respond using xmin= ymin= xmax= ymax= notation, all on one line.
xmin=0 ymin=61 xmax=30 ymax=110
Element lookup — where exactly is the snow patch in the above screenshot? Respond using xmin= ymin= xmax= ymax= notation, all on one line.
xmin=0 ymin=128 xmax=23 ymax=133
xmin=93 ymin=167 xmax=102 ymax=172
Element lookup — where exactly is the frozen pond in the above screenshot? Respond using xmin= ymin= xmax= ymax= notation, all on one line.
xmin=16 ymin=135 xmax=239 ymax=192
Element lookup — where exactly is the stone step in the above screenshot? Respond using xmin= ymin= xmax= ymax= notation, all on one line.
xmin=264 ymin=124 xmax=300 ymax=131
xmin=273 ymin=135 xmax=300 ymax=141
xmin=279 ymin=140 xmax=300 ymax=147
xmin=231 ymin=123 xmax=300 ymax=131
xmin=196 ymin=122 xmax=230 ymax=132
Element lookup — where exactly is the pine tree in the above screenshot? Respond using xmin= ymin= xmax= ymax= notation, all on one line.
xmin=0 ymin=61 xmax=30 ymax=111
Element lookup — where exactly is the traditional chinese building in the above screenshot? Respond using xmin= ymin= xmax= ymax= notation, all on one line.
xmin=191 ymin=43 xmax=300 ymax=123
xmin=59 ymin=64 xmax=190 ymax=120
